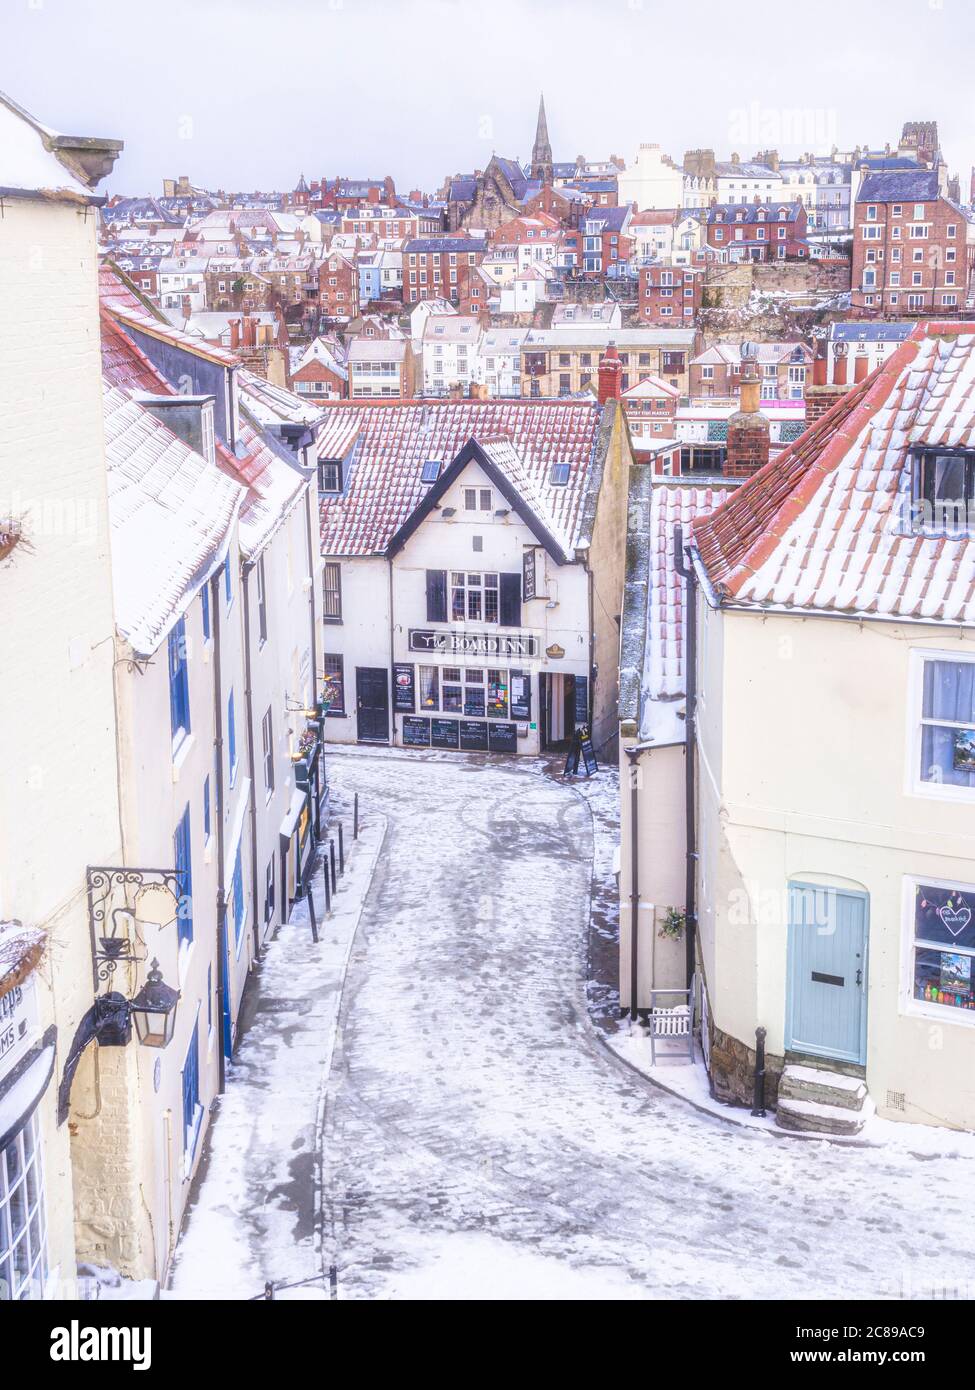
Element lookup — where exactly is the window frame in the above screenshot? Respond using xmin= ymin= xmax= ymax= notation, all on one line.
xmin=908 ymin=648 xmax=975 ymax=802
xmin=900 ymin=873 xmax=975 ymax=1028
xmin=262 ymin=706 xmax=274 ymax=797
xmin=322 ymin=653 xmax=345 ymax=715
xmin=322 ymin=561 xmax=343 ymax=622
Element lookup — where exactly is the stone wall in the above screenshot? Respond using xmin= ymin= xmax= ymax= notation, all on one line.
xmin=707 ymin=1016 xmax=785 ymax=1111
xmin=753 ymin=259 xmax=850 ymax=295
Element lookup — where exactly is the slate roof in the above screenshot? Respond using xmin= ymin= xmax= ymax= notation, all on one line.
xmin=103 ymin=383 xmax=243 ymax=656
xmin=707 ymin=203 xmax=802 ymax=224
xmin=318 ymin=400 xmax=604 ymax=556
xmin=691 ymin=322 xmax=975 ymax=623
xmin=857 ymin=169 xmax=940 ymax=203
xmin=832 ymin=321 xmax=914 ymax=344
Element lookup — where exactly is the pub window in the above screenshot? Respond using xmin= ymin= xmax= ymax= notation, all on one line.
xmin=451 ymin=571 xmax=499 ymax=622
xmin=182 ymin=1020 xmax=202 ymax=1159
xmin=464 ymin=667 xmax=486 ymax=716
xmin=323 ymin=562 xmax=342 ymax=621
xmin=911 ymin=449 xmax=974 ymax=534
xmin=418 ymin=665 xmax=439 ymax=709
xmin=916 ymin=654 xmax=975 ymax=791
xmin=487 ymin=669 xmax=508 ymax=719
xmin=0 ymin=1112 xmax=48 ymax=1300
xmin=442 ymin=667 xmax=463 ymax=712
xmin=322 ymin=654 xmax=345 ymax=714
xmin=909 ymin=880 xmax=975 ymax=1015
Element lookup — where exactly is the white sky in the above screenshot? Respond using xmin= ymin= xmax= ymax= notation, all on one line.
xmin=3 ymin=0 xmax=974 ymax=197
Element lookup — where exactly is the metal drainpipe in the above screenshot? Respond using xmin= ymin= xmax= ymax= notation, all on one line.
xmin=623 ymin=743 xmax=643 ymax=1022
xmin=673 ymin=524 xmax=698 ymax=988
xmin=241 ymin=564 xmax=262 ymax=962
xmin=211 ymin=569 xmax=228 ymax=1094
xmin=304 ymin=483 xmax=322 ymax=838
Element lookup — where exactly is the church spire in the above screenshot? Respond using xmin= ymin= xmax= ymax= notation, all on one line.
xmin=530 ymin=93 xmax=553 ymax=185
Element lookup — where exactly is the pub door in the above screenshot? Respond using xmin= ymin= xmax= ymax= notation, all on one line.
xmin=540 ymin=672 xmax=576 ymax=751
xmin=356 ymin=667 xmax=390 ymax=744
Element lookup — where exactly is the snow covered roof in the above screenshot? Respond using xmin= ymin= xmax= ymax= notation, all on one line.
xmin=0 ymin=89 xmax=120 ymax=206
xmin=103 ymin=383 xmax=243 ymax=656
xmin=622 ymin=376 xmax=681 ymax=401
xmin=692 ymin=322 xmax=975 ymax=623
xmin=641 ymin=483 xmax=725 ymax=742
xmin=318 ymin=400 xmax=604 ymax=556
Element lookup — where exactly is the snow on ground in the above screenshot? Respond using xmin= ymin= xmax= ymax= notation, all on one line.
xmin=168 ymin=791 xmax=386 ymax=1300
xmin=315 ymin=750 xmax=975 ymax=1302
xmin=171 ymin=747 xmax=975 ymax=1301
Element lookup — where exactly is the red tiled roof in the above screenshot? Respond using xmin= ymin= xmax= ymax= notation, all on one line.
xmin=319 ymin=400 xmax=602 ymax=556
xmin=692 ymin=322 xmax=975 ymax=622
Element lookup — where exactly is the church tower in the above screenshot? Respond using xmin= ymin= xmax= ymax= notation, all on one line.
xmin=530 ymin=93 xmax=554 ymax=185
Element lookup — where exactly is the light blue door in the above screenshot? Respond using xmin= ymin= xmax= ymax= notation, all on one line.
xmin=786 ymin=884 xmax=868 ymax=1065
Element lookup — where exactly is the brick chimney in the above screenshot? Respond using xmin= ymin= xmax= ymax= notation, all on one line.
xmin=597 ymin=341 xmax=623 ymax=403
xmin=723 ymin=343 xmax=769 ymax=479
xmin=853 ymin=350 xmax=870 ymax=383
xmin=230 ymin=318 xmax=241 ymax=351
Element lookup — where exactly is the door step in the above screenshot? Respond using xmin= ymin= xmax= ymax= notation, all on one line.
xmin=776 ymin=1063 xmax=871 ymax=1136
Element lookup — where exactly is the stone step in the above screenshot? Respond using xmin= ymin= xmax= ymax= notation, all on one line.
xmin=778 ymin=1063 xmax=867 ymax=1112
xmin=776 ymin=1095 xmax=869 ymax=1137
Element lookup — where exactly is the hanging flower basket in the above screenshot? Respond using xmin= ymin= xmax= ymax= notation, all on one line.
xmin=658 ymin=907 xmax=686 ymax=941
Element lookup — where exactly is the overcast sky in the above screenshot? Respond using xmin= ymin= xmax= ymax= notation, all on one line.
xmin=4 ymin=0 xmax=974 ymax=196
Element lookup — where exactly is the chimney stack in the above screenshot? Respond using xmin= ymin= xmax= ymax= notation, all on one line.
xmin=723 ymin=343 xmax=769 ymax=479
xmin=853 ymin=351 xmax=870 ymax=383
xmin=230 ymin=318 xmax=241 ymax=351
xmin=597 ymin=341 xmax=623 ymax=404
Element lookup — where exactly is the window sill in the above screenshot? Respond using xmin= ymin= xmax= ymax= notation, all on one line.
xmin=172 ymin=732 xmax=196 ymax=781
xmin=909 ymin=780 xmax=975 ymax=804
xmin=323 ymin=616 xmax=343 ymax=624
xmin=902 ymin=997 xmax=975 ymax=1029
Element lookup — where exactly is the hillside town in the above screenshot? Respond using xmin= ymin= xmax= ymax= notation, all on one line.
xmin=3 ymin=6 xmax=975 ymax=1326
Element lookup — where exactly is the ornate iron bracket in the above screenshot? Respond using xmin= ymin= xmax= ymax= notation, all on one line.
xmin=86 ymin=866 xmax=183 ymax=991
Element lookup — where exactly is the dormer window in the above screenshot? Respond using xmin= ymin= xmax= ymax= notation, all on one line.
xmin=319 ymin=459 xmax=343 ymax=493
xmin=549 ymin=463 xmax=571 ymax=485
xmin=911 ymin=448 xmax=975 ymax=534
xmin=420 ymin=459 xmax=441 ymax=484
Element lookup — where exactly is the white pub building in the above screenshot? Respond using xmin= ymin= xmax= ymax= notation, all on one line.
xmin=316 ymin=395 xmax=632 ymax=758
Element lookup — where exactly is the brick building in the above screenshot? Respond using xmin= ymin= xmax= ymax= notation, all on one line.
xmin=318 ymin=249 xmax=359 ymax=321
xmin=638 ymin=263 xmax=704 ymax=325
xmin=705 ymin=202 xmax=808 ymax=261
xmin=403 ymin=236 xmax=486 ymax=310
xmin=689 ymin=341 xmax=812 ymax=401
xmin=851 ymin=169 xmax=973 ymax=314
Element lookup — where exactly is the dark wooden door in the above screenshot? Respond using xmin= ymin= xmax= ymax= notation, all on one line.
xmin=356 ymin=667 xmax=389 ymax=743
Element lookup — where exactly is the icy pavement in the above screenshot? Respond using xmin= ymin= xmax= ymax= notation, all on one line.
xmin=168 ymin=794 xmax=386 ymax=1301
xmin=320 ymin=750 xmax=975 ymax=1302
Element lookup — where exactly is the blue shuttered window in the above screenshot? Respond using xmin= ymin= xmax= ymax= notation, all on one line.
xmin=181 ymin=1021 xmax=201 ymax=1157
xmin=168 ymin=617 xmax=190 ymax=749
xmin=203 ymin=774 xmax=211 ymax=843
xmin=174 ymin=805 xmax=193 ymax=946
xmin=201 ymin=584 xmax=211 ymax=641
xmin=232 ymin=843 xmax=245 ymax=953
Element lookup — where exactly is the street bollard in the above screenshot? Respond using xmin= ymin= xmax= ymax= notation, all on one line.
xmin=264 ymin=1282 xmax=275 ymax=1301
xmin=353 ymin=792 xmax=359 ymax=840
xmin=329 ymin=839 xmax=337 ymax=895
xmin=751 ymin=1025 xmax=767 ymax=1117
xmin=322 ymin=855 xmax=331 ymax=915
xmin=338 ymin=823 xmax=345 ymax=875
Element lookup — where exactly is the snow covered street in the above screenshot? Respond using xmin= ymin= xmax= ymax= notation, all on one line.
xmin=316 ymin=751 xmax=975 ymax=1301
xmin=168 ymin=748 xmax=975 ymax=1301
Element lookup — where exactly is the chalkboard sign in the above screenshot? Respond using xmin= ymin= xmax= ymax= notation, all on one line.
xmin=510 ymin=669 xmax=531 ymax=722
xmin=402 ymin=716 xmax=430 ymax=747
xmin=460 ymin=720 xmax=489 ymax=751
xmin=563 ymin=724 xmax=598 ymax=778
xmin=393 ymin=663 xmax=415 ymax=713
xmin=574 ymin=674 xmax=589 ymax=726
xmin=488 ymin=721 xmax=517 ymax=754
xmin=523 ymin=548 xmax=537 ymax=602
xmin=431 ymin=718 xmax=460 ymax=749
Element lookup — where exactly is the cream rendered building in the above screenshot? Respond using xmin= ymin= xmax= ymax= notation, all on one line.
xmin=0 ymin=91 xmax=124 ymax=1302
xmin=688 ymin=322 xmax=975 ymax=1134
xmin=618 ymin=144 xmax=684 ymax=211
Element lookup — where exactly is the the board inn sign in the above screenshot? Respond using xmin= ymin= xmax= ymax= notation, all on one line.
xmin=408 ymin=629 xmax=540 ymax=658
